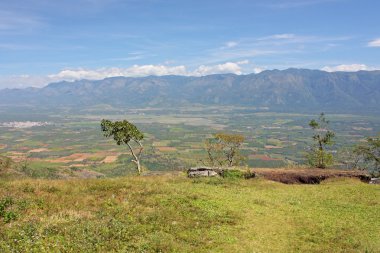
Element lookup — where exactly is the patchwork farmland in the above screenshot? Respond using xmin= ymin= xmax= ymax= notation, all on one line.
xmin=1 ymin=106 xmax=380 ymax=178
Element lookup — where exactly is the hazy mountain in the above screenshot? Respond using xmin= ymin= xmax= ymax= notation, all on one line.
xmin=1 ymin=69 xmax=380 ymax=113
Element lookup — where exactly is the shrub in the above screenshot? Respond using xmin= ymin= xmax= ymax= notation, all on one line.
xmin=0 ymin=156 xmax=12 ymax=171
xmin=0 ymin=196 xmax=17 ymax=223
xmin=22 ymin=185 xmax=35 ymax=193
xmin=243 ymin=170 xmax=256 ymax=179
xmin=3 ymin=211 xmax=17 ymax=223
xmin=43 ymin=186 xmax=60 ymax=193
xmin=221 ymin=168 xmax=256 ymax=179
xmin=0 ymin=196 xmax=13 ymax=216
xmin=307 ymin=149 xmax=334 ymax=169
xmin=307 ymin=113 xmax=335 ymax=168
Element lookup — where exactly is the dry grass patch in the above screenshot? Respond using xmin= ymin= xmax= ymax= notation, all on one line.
xmin=55 ymin=153 xmax=92 ymax=162
xmin=264 ymin=145 xmax=283 ymax=149
xmin=6 ymin=152 xmax=26 ymax=162
xmin=101 ymin=155 xmax=118 ymax=163
xmin=156 ymin=146 xmax=178 ymax=152
xmin=28 ymin=148 xmax=49 ymax=153
xmin=249 ymin=154 xmax=280 ymax=161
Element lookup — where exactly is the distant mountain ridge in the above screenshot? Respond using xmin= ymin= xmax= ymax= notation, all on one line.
xmin=1 ymin=68 xmax=380 ymax=113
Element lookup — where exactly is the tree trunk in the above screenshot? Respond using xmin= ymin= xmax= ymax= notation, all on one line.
xmin=131 ymin=157 xmax=142 ymax=175
xmin=127 ymin=142 xmax=143 ymax=175
xmin=318 ymin=140 xmax=324 ymax=168
xmin=136 ymin=160 xmax=142 ymax=175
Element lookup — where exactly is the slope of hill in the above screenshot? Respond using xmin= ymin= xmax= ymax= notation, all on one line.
xmin=1 ymin=69 xmax=380 ymax=113
xmin=0 ymin=175 xmax=379 ymax=252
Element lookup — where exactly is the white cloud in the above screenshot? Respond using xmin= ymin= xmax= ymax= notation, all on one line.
xmin=6 ymin=62 xmax=379 ymax=90
xmin=272 ymin=34 xmax=295 ymax=39
xmin=49 ymin=62 xmax=250 ymax=81
xmin=253 ymin=67 xmax=264 ymax=74
xmin=236 ymin=60 xmax=249 ymax=65
xmin=321 ymin=64 xmax=377 ymax=72
xmin=0 ymin=75 xmax=51 ymax=89
xmin=256 ymin=34 xmax=350 ymax=46
xmin=0 ymin=61 xmax=251 ymax=89
xmin=259 ymin=34 xmax=296 ymax=40
xmin=225 ymin=41 xmax=238 ymax=48
xmin=368 ymin=38 xmax=380 ymax=47
xmin=192 ymin=61 xmax=248 ymax=76
xmin=126 ymin=65 xmax=188 ymax=76
xmin=49 ymin=65 xmax=188 ymax=81
xmin=0 ymin=10 xmax=43 ymax=32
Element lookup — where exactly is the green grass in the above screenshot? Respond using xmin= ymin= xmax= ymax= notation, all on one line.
xmin=20 ymin=161 xmax=65 ymax=179
xmin=0 ymin=176 xmax=378 ymax=252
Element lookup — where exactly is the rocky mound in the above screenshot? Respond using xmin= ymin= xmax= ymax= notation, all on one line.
xmin=252 ymin=168 xmax=370 ymax=184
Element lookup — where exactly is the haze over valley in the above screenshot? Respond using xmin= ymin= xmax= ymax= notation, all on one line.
xmin=1 ymin=69 xmax=380 ymax=114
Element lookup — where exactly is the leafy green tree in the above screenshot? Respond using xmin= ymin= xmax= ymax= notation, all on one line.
xmin=203 ymin=133 xmax=246 ymax=167
xmin=307 ymin=113 xmax=335 ymax=168
xmin=204 ymin=137 xmax=224 ymax=166
xmin=336 ymin=147 xmax=357 ymax=170
xmin=101 ymin=119 xmax=144 ymax=174
xmin=353 ymin=133 xmax=380 ymax=176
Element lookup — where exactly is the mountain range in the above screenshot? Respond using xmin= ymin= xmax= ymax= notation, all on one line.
xmin=1 ymin=68 xmax=380 ymax=114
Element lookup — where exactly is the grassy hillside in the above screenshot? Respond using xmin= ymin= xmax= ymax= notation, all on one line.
xmin=0 ymin=175 xmax=379 ymax=252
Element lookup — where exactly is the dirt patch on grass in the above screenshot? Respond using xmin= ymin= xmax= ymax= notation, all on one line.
xmin=28 ymin=148 xmax=49 ymax=153
xmin=249 ymin=154 xmax=280 ymax=161
xmin=264 ymin=145 xmax=283 ymax=149
xmin=46 ymin=152 xmax=123 ymax=165
xmin=252 ymin=168 xmax=370 ymax=184
xmin=102 ymin=155 xmax=118 ymax=163
xmin=156 ymin=146 xmax=177 ymax=152
xmin=68 ymin=164 xmax=87 ymax=167
xmin=0 ymin=144 xmax=6 ymax=149
xmin=7 ymin=151 xmax=26 ymax=162
xmin=50 ymin=153 xmax=93 ymax=163
xmin=73 ymin=169 xmax=105 ymax=179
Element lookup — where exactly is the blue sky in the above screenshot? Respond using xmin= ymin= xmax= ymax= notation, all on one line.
xmin=1 ymin=0 xmax=380 ymax=88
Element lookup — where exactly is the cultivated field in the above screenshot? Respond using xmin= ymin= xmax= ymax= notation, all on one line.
xmin=1 ymin=106 xmax=379 ymax=177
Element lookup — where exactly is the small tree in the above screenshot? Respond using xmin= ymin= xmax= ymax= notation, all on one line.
xmin=101 ymin=119 xmax=144 ymax=174
xmin=203 ymin=133 xmax=246 ymax=167
xmin=204 ymin=137 xmax=225 ymax=166
xmin=353 ymin=134 xmax=380 ymax=176
xmin=307 ymin=113 xmax=335 ymax=168
xmin=336 ymin=147 xmax=357 ymax=170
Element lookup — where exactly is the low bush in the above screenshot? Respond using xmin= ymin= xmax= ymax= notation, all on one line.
xmin=0 ymin=197 xmax=17 ymax=223
xmin=222 ymin=169 xmax=255 ymax=179
xmin=222 ymin=169 xmax=244 ymax=178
